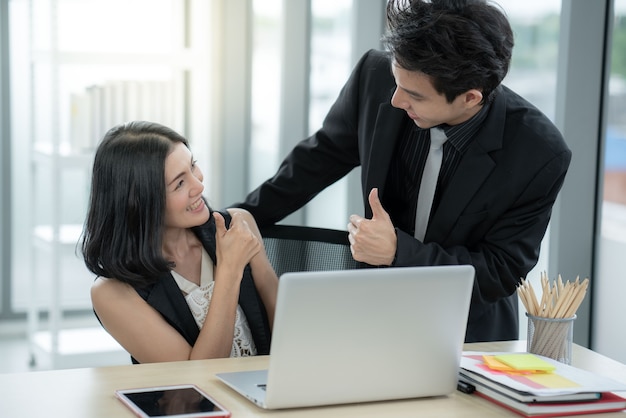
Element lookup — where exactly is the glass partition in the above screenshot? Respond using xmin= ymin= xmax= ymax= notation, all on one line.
xmin=594 ymin=0 xmax=626 ymax=363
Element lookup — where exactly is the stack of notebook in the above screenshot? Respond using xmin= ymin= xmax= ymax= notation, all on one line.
xmin=459 ymin=352 xmax=626 ymax=417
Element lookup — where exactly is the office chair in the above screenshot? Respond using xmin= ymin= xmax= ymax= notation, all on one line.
xmin=260 ymin=224 xmax=361 ymax=277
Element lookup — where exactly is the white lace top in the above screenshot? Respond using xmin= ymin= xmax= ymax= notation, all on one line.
xmin=171 ymin=248 xmax=257 ymax=357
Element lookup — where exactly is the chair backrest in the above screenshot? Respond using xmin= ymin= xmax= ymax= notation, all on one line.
xmin=260 ymin=224 xmax=360 ymax=277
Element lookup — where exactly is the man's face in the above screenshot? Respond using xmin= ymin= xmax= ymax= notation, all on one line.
xmin=390 ymin=61 xmax=478 ymax=128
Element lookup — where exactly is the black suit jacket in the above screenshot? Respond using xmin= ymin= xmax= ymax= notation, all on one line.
xmin=236 ymin=50 xmax=571 ymax=342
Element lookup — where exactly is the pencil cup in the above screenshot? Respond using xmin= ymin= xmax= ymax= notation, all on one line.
xmin=526 ymin=313 xmax=576 ymax=365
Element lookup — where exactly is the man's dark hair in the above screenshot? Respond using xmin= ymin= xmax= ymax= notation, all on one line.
xmin=383 ymin=0 xmax=514 ymax=103
xmin=81 ymin=121 xmax=195 ymax=288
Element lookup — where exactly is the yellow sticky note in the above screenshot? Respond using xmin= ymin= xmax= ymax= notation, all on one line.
xmin=493 ymin=354 xmax=556 ymax=372
xmin=526 ymin=373 xmax=581 ymax=388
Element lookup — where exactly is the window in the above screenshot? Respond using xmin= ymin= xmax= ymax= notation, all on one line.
xmin=7 ymin=0 xmax=213 ymax=319
xmin=594 ymin=0 xmax=626 ymax=364
xmin=249 ymin=0 xmax=282 ymax=185
xmin=248 ymin=0 xmax=354 ymax=228
xmin=497 ymin=0 xmax=562 ymax=339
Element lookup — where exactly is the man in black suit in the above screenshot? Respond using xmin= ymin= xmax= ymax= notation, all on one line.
xmin=233 ymin=0 xmax=571 ymax=342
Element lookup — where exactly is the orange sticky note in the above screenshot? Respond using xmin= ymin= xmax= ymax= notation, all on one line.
xmin=482 ymin=355 xmax=517 ymax=371
xmin=493 ymin=354 xmax=556 ymax=372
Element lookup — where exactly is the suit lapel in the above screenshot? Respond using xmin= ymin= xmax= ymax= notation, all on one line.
xmin=364 ymin=103 xmax=407 ymax=217
xmin=145 ymin=274 xmax=200 ymax=346
xmin=192 ymin=212 xmax=271 ymax=354
xmin=142 ymin=213 xmax=221 ymax=347
xmin=427 ymin=91 xmax=507 ymax=242
xmin=428 ymin=144 xmax=495 ymax=241
xmin=191 ymin=209 xmax=219 ymax=265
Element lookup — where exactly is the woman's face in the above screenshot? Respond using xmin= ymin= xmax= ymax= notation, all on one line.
xmin=163 ymin=142 xmax=210 ymax=229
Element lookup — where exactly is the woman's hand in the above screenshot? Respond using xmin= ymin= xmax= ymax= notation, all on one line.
xmin=213 ymin=211 xmax=261 ymax=281
xmin=225 ymin=208 xmax=279 ymax=329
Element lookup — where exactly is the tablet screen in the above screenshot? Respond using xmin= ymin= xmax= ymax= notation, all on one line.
xmin=116 ymin=384 xmax=230 ymax=417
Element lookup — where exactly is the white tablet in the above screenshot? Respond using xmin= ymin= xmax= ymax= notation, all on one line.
xmin=115 ymin=384 xmax=231 ymax=418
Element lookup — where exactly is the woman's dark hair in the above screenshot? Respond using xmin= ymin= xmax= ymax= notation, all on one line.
xmin=383 ymin=0 xmax=514 ymax=104
xmin=81 ymin=121 xmax=191 ymax=288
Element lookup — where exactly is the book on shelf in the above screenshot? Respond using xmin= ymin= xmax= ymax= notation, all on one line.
xmin=69 ymin=79 xmax=177 ymax=154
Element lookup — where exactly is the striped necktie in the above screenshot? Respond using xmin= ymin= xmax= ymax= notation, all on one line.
xmin=414 ymin=127 xmax=447 ymax=241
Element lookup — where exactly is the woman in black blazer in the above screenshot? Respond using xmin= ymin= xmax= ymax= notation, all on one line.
xmin=82 ymin=121 xmax=276 ymax=363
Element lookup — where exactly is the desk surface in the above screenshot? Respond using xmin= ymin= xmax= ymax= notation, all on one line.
xmin=2 ymin=341 xmax=625 ymax=417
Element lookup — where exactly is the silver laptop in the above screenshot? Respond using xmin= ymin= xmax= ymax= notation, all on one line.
xmin=216 ymin=265 xmax=474 ymax=409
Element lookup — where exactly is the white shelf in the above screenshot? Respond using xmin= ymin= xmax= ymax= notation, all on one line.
xmin=33 ymin=327 xmax=124 ymax=355
xmin=31 ymin=50 xmax=195 ymax=67
xmin=31 ymin=327 xmax=130 ymax=370
xmin=33 ymin=224 xmax=83 ymax=246
xmin=32 ymin=143 xmax=94 ymax=168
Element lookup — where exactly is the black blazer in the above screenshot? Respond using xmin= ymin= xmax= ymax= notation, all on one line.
xmin=132 ymin=211 xmax=272 ymax=363
xmin=236 ymin=50 xmax=571 ymax=342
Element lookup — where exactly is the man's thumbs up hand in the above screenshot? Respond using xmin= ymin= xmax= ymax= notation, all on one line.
xmin=347 ymin=188 xmax=397 ymax=266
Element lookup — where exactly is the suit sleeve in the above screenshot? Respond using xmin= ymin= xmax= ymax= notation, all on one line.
xmin=231 ymin=52 xmax=380 ymax=226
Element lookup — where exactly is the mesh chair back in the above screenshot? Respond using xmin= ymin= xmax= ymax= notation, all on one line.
xmin=260 ymin=224 xmax=360 ymax=277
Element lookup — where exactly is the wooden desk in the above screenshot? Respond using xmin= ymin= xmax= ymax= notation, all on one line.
xmin=2 ymin=341 xmax=625 ymax=417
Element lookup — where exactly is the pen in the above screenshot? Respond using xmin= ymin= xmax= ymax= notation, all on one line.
xmin=457 ymin=380 xmax=475 ymax=394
